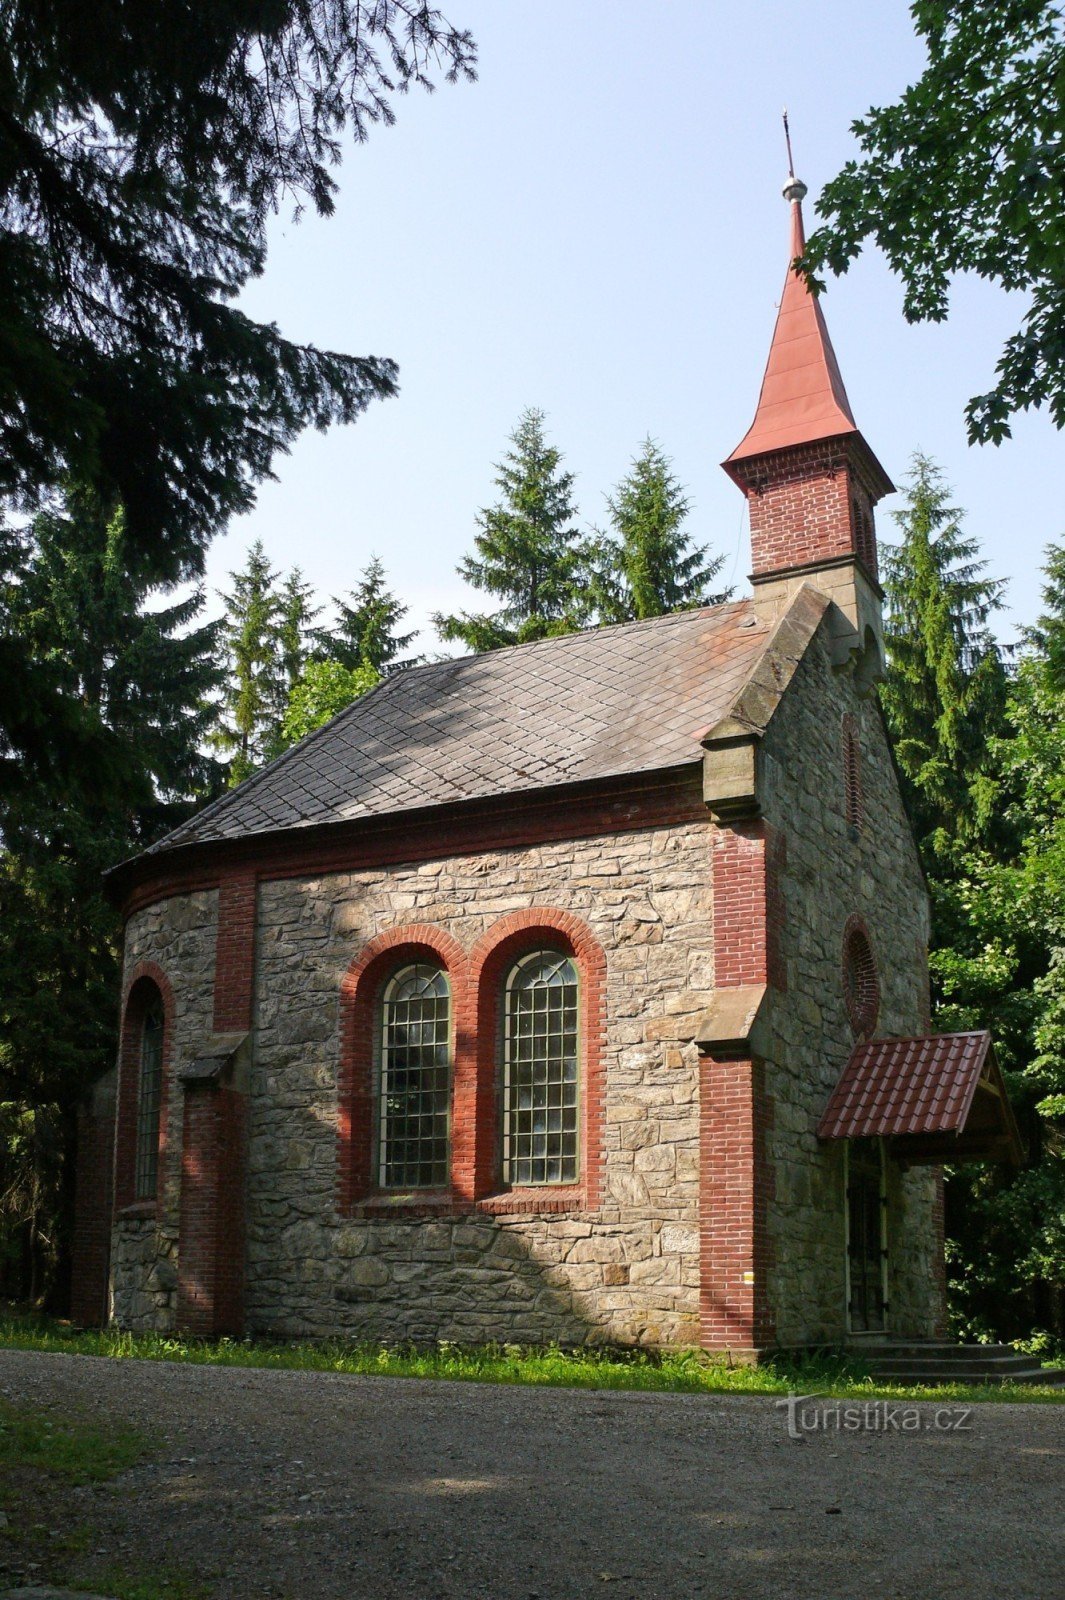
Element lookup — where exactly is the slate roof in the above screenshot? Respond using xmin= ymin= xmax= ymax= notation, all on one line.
xmin=145 ymin=599 xmax=773 ymax=858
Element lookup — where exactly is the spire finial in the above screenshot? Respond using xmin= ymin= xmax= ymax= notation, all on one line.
xmin=781 ymin=108 xmax=808 ymax=203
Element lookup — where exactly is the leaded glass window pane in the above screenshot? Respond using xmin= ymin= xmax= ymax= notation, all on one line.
xmin=378 ymin=964 xmax=451 ymax=1189
xmin=503 ymin=950 xmax=579 ymax=1186
xmin=135 ymin=1003 xmax=164 ymax=1201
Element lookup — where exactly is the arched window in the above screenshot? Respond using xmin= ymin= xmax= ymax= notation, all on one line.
xmin=502 ymin=950 xmax=579 ymax=1186
xmin=377 ymin=963 xmax=451 ymax=1189
xmin=135 ymin=1001 xmax=165 ymax=1201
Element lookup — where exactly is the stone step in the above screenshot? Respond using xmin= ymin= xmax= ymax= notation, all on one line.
xmin=868 ymin=1352 xmax=1035 ymax=1373
xmin=852 ymin=1340 xmax=1065 ymax=1386
xmin=866 ymin=1359 xmax=1065 ymax=1387
xmin=858 ymin=1341 xmax=1016 ymax=1361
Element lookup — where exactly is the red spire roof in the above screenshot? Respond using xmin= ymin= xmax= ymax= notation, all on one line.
xmin=724 ymin=185 xmax=859 ymax=471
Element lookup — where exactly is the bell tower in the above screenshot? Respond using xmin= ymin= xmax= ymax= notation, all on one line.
xmin=722 ymin=149 xmax=893 ymax=680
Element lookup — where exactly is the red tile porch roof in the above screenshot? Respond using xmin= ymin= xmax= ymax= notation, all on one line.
xmin=817 ymin=1032 xmax=1022 ymax=1164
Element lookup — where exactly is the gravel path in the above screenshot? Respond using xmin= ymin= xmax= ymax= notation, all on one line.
xmin=2 ymin=1350 xmax=1063 ymax=1600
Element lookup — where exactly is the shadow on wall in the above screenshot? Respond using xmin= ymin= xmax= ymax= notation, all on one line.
xmin=249 ymin=1204 xmax=689 ymax=1350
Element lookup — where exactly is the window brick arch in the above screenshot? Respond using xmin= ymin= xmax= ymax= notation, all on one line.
xmin=467 ymin=909 xmax=607 ymax=1209
xmin=842 ymin=914 xmax=880 ymax=1040
xmin=337 ymin=925 xmax=467 ymax=1213
xmin=115 ymin=961 xmax=175 ymax=1212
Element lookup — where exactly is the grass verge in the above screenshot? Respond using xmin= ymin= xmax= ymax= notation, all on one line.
xmin=1 ymin=1312 xmax=1063 ymax=1404
xmin=0 ymin=1393 xmax=209 ymax=1600
xmin=0 ymin=1396 xmax=142 ymax=1483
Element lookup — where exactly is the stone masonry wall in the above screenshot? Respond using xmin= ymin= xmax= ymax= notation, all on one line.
xmin=247 ymin=819 xmax=716 ymax=1347
xmin=758 ymin=617 xmax=938 ymax=1345
xmin=111 ymin=890 xmax=218 ymax=1330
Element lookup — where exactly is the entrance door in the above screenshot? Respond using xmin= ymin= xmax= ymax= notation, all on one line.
xmin=846 ymin=1139 xmax=886 ymax=1333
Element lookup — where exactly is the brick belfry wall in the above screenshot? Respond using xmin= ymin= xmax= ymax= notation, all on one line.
xmin=247 ymin=814 xmax=716 ymax=1347
xmin=110 ymin=890 xmax=218 ymax=1330
xmin=757 ymin=614 xmax=940 ymax=1345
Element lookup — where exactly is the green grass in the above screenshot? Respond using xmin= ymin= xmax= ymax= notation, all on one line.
xmin=1 ymin=1312 xmax=1063 ymax=1404
xmin=0 ymin=1395 xmax=143 ymax=1483
xmin=0 ymin=1388 xmax=208 ymax=1599
xmin=85 ymin=1564 xmax=211 ymax=1600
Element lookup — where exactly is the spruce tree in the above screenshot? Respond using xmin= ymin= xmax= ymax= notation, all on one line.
xmin=435 ymin=409 xmax=587 ymax=650
xmin=0 ymin=3 xmax=475 ymax=571
xmin=926 ymin=545 xmax=1065 ymax=1344
xmin=0 ymin=6 xmax=474 ymax=800
xmin=0 ymin=491 xmax=222 ymax=1299
xmin=317 ymin=557 xmax=419 ymax=674
xmin=589 ymin=439 xmax=730 ymax=622
xmin=880 ymin=453 xmax=1008 ymax=857
xmin=278 ymin=569 xmax=323 ymax=696
xmin=10 ymin=494 xmax=222 ymax=836
xmin=213 ymin=542 xmax=285 ymax=785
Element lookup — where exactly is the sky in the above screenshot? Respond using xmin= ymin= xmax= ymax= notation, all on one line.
xmin=213 ymin=0 xmax=1060 ymax=649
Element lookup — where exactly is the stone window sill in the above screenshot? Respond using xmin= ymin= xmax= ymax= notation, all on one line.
xmin=116 ymin=1200 xmax=157 ymax=1221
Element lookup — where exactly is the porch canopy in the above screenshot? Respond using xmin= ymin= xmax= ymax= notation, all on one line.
xmin=817 ymin=1031 xmax=1023 ymax=1165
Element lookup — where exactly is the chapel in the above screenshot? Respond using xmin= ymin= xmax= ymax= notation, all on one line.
xmin=70 ymin=171 xmax=1021 ymax=1359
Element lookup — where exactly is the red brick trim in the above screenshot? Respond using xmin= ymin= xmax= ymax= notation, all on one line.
xmin=114 ymin=769 xmax=706 ymax=919
xmin=842 ymin=913 xmax=880 ymax=1039
xmin=467 ymin=909 xmax=607 ymax=1209
xmin=114 ymin=961 xmax=175 ymax=1215
xmin=176 ymin=1081 xmax=248 ymax=1335
xmin=337 ymin=924 xmax=467 ymax=1213
xmin=175 ymin=871 xmax=256 ymax=1337
xmin=730 ymin=437 xmax=887 ymax=583
xmin=214 ymin=871 xmax=257 ymax=1033
xmin=701 ymin=822 xmax=780 ymax=1352
xmin=69 ymin=1072 xmax=117 ymax=1328
xmin=699 ymin=1054 xmax=775 ymax=1351
xmin=711 ymin=820 xmax=786 ymax=992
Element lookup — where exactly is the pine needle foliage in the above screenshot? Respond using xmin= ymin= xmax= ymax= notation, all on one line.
xmin=317 ymin=556 xmax=419 ymax=674
xmin=435 ymin=408 xmax=587 ymax=650
xmin=0 ymin=490 xmax=222 ymax=1299
xmin=277 ymin=569 xmax=323 ymax=699
xmin=880 ymin=452 xmax=1008 ymax=858
xmin=589 ymin=438 xmax=730 ymax=622
xmin=0 ymin=1 xmax=477 ymax=574
xmin=212 ymin=541 xmax=285 ymax=786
